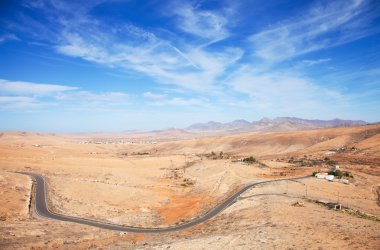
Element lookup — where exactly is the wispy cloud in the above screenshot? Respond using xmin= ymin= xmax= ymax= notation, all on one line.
xmin=149 ymin=97 xmax=207 ymax=106
xmin=0 ymin=79 xmax=130 ymax=110
xmin=132 ymin=46 xmax=243 ymax=91
xmin=0 ymin=96 xmax=35 ymax=103
xmin=228 ymin=67 xmax=347 ymax=116
xmin=13 ymin=0 xmax=377 ymax=97
xmin=55 ymin=91 xmax=130 ymax=105
xmin=173 ymin=3 xmax=229 ymax=43
xmin=5 ymin=0 xmax=243 ymax=93
xmin=0 ymin=96 xmax=47 ymax=110
xmin=0 ymin=33 xmax=19 ymax=43
xmin=298 ymin=58 xmax=331 ymax=67
xmin=55 ymin=26 xmax=242 ymax=92
xmin=222 ymin=0 xmax=380 ymax=119
xmin=249 ymin=0 xmax=379 ymax=62
xmin=143 ymin=92 xmax=167 ymax=99
xmin=0 ymin=79 xmax=78 ymax=96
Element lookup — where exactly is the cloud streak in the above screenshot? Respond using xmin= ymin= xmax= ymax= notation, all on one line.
xmin=143 ymin=92 xmax=167 ymax=99
xmin=173 ymin=3 xmax=229 ymax=43
xmin=149 ymin=97 xmax=208 ymax=106
xmin=0 ymin=79 xmax=78 ymax=96
xmin=229 ymin=68 xmax=348 ymax=116
xmin=0 ymin=34 xmax=19 ymax=43
xmin=249 ymin=0 xmax=379 ymax=62
xmin=0 ymin=96 xmax=35 ymax=103
xmin=0 ymin=79 xmax=130 ymax=110
xmin=5 ymin=0 xmax=243 ymax=93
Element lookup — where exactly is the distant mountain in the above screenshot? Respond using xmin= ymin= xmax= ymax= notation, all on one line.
xmin=187 ymin=119 xmax=251 ymax=131
xmin=187 ymin=121 xmax=225 ymax=131
xmin=186 ymin=117 xmax=367 ymax=133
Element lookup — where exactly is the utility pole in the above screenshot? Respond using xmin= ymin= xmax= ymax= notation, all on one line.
xmin=337 ymin=191 xmax=340 ymax=203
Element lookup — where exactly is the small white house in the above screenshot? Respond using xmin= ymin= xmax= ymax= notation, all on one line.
xmin=325 ymin=175 xmax=335 ymax=181
xmin=315 ymin=173 xmax=335 ymax=181
xmin=315 ymin=173 xmax=328 ymax=179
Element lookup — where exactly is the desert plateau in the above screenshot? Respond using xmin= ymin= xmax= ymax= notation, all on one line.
xmin=0 ymin=124 xmax=379 ymax=249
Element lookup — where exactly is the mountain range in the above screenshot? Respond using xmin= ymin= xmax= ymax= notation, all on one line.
xmin=186 ymin=117 xmax=367 ymax=134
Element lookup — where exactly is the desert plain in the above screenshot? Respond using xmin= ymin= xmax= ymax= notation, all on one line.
xmin=0 ymin=124 xmax=379 ymax=249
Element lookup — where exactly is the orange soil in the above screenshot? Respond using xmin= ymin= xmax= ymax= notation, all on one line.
xmin=153 ymin=188 xmax=214 ymax=225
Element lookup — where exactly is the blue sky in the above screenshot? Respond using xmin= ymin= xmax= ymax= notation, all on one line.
xmin=0 ymin=0 xmax=379 ymax=132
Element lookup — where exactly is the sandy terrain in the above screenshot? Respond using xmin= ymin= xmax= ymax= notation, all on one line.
xmin=0 ymin=125 xmax=379 ymax=249
xmin=0 ymin=172 xmax=31 ymax=222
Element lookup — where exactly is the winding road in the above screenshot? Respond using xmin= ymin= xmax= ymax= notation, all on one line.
xmin=19 ymin=172 xmax=310 ymax=233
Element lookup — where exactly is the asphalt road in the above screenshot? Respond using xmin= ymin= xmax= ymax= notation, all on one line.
xmin=18 ymin=171 xmax=310 ymax=233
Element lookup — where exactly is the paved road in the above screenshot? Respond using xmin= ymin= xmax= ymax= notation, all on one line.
xmin=18 ymin=172 xmax=310 ymax=233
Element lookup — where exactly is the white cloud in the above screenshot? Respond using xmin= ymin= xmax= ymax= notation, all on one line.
xmin=55 ymin=91 xmax=129 ymax=104
xmin=173 ymin=3 xmax=229 ymax=43
xmin=249 ymin=0 xmax=379 ymax=62
xmin=149 ymin=97 xmax=207 ymax=106
xmin=0 ymin=96 xmax=35 ymax=103
xmin=0 ymin=79 xmax=78 ymax=96
xmin=299 ymin=58 xmax=331 ymax=67
xmin=0 ymin=34 xmax=19 ymax=43
xmin=11 ymin=0 xmax=239 ymax=93
xmin=229 ymin=68 xmax=347 ymax=115
xmin=133 ymin=47 xmax=243 ymax=91
xmin=0 ymin=79 xmax=130 ymax=110
xmin=54 ymin=20 xmax=242 ymax=92
xmin=143 ymin=92 xmax=167 ymax=99
xmin=0 ymin=96 xmax=46 ymax=110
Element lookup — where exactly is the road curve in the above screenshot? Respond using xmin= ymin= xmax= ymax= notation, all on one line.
xmin=19 ymin=171 xmax=310 ymax=233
